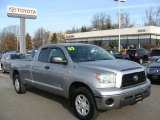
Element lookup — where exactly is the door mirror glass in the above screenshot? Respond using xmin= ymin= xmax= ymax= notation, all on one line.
xmin=50 ymin=56 xmax=67 ymax=64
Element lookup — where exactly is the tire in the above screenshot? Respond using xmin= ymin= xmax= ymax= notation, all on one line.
xmin=1 ymin=65 xmax=5 ymax=73
xmin=139 ymin=58 xmax=143 ymax=64
xmin=13 ymin=74 xmax=26 ymax=94
xmin=72 ymin=87 xmax=99 ymax=120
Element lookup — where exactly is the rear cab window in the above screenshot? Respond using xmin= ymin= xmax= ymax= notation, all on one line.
xmin=10 ymin=54 xmax=26 ymax=60
xmin=151 ymin=50 xmax=160 ymax=56
xmin=126 ymin=50 xmax=136 ymax=55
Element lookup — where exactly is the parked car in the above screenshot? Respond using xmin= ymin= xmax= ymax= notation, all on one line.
xmin=0 ymin=50 xmax=11 ymax=60
xmin=126 ymin=48 xmax=149 ymax=64
xmin=147 ymin=59 xmax=160 ymax=82
xmin=106 ymin=49 xmax=130 ymax=60
xmin=148 ymin=48 xmax=160 ymax=63
xmin=26 ymin=49 xmax=38 ymax=58
xmin=1 ymin=53 xmax=26 ymax=73
xmin=0 ymin=51 xmax=3 ymax=60
xmin=10 ymin=43 xmax=150 ymax=120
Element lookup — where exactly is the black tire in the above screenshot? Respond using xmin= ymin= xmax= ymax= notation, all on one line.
xmin=13 ymin=74 xmax=26 ymax=94
xmin=72 ymin=87 xmax=99 ymax=120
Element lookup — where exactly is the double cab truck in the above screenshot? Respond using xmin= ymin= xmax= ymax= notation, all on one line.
xmin=10 ymin=43 xmax=151 ymax=120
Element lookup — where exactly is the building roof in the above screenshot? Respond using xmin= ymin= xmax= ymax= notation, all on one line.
xmin=65 ymin=26 xmax=160 ymax=40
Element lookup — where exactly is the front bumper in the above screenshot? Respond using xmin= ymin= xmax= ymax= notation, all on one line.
xmin=147 ymin=74 xmax=160 ymax=81
xmin=93 ymin=80 xmax=151 ymax=110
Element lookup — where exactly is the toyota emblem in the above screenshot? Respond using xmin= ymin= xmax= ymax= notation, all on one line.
xmin=133 ymin=75 xmax=138 ymax=81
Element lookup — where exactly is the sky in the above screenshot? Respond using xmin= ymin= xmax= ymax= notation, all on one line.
xmin=0 ymin=0 xmax=160 ymax=36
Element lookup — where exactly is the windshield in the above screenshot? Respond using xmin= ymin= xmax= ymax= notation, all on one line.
xmin=113 ymin=50 xmax=120 ymax=55
xmin=66 ymin=45 xmax=115 ymax=62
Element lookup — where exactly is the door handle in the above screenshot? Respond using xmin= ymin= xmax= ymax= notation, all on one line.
xmin=44 ymin=66 xmax=50 ymax=70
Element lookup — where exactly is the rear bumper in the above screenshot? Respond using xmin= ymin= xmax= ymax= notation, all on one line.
xmin=93 ymin=80 xmax=151 ymax=110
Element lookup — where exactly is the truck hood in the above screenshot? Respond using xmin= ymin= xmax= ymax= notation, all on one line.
xmin=147 ymin=62 xmax=160 ymax=68
xmin=78 ymin=59 xmax=143 ymax=72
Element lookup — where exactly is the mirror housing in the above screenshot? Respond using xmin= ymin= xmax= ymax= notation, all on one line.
xmin=50 ymin=56 xmax=67 ymax=65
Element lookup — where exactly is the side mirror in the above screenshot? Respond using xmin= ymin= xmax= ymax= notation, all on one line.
xmin=50 ymin=56 xmax=67 ymax=65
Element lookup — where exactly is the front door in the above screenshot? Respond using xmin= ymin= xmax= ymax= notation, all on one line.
xmin=42 ymin=47 xmax=68 ymax=96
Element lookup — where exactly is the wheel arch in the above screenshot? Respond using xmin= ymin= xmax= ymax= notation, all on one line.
xmin=12 ymin=70 xmax=20 ymax=79
xmin=69 ymin=82 xmax=95 ymax=106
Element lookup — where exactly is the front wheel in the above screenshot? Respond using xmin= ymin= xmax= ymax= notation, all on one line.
xmin=72 ymin=87 xmax=99 ymax=120
xmin=13 ymin=74 xmax=27 ymax=94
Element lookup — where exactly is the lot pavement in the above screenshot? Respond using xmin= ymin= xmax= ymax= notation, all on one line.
xmin=0 ymin=73 xmax=160 ymax=120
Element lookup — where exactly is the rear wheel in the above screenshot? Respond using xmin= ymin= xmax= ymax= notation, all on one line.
xmin=72 ymin=87 xmax=99 ymax=120
xmin=13 ymin=74 xmax=26 ymax=94
xmin=139 ymin=58 xmax=143 ymax=64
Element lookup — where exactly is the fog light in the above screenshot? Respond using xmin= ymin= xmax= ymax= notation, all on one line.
xmin=105 ymin=98 xmax=114 ymax=107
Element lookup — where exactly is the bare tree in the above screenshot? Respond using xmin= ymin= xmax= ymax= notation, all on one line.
xmin=51 ymin=33 xmax=58 ymax=44
xmin=66 ymin=27 xmax=80 ymax=34
xmin=26 ymin=33 xmax=32 ymax=49
xmin=155 ymin=7 xmax=160 ymax=26
xmin=144 ymin=7 xmax=160 ymax=26
xmin=32 ymin=27 xmax=46 ymax=48
xmin=91 ymin=13 xmax=112 ymax=30
xmin=0 ymin=25 xmax=19 ymax=50
xmin=121 ymin=13 xmax=129 ymax=28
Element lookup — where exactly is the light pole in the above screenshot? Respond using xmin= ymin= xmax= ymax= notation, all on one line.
xmin=114 ymin=0 xmax=126 ymax=52
xmin=16 ymin=35 xmax=19 ymax=51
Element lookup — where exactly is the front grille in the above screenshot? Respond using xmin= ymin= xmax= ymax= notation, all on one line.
xmin=122 ymin=71 xmax=146 ymax=87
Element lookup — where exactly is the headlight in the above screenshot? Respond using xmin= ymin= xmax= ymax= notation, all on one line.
xmin=147 ymin=68 xmax=150 ymax=73
xmin=95 ymin=73 xmax=116 ymax=84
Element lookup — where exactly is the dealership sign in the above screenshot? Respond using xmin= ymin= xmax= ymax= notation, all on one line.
xmin=7 ymin=6 xmax=37 ymax=19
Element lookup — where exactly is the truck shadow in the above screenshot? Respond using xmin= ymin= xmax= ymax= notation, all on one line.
xmin=151 ymin=81 xmax=160 ymax=85
xmin=27 ymin=87 xmax=74 ymax=116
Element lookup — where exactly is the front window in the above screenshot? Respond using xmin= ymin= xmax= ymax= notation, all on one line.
xmin=66 ymin=45 xmax=115 ymax=62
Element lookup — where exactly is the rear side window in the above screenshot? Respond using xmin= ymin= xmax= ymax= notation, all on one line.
xmin=151 ymin=50 xmax=160 ymax=56
xmin=38 ymin=48 xmax=50 ymax=62
xmin=11 ymin=54 xmax=26 ymax=60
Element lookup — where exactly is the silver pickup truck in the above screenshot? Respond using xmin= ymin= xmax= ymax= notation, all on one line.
xmin=10 ymin=43 xmax=151 ymax=120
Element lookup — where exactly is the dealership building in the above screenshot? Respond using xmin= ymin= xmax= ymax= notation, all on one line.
xmin=65 ymin=26 xmax=160 ymax=49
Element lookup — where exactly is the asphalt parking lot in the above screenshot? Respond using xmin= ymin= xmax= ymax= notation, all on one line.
xmin=0 ymin=72 xmax=160 ymax=120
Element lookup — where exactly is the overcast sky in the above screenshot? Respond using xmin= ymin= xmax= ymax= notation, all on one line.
xmin=0 ymin=0 xmax=160 ymax=36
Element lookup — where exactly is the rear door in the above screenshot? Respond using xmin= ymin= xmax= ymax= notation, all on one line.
xmin=31 ymin=47 xmax=50 ymax=86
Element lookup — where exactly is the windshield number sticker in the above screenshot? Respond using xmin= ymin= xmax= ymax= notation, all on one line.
xmin=67 ymin=47 xmax=75 ymax=51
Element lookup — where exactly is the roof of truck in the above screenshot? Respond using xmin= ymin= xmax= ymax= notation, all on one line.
xmin=41 ymin=43 xmax=95 ymax=47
